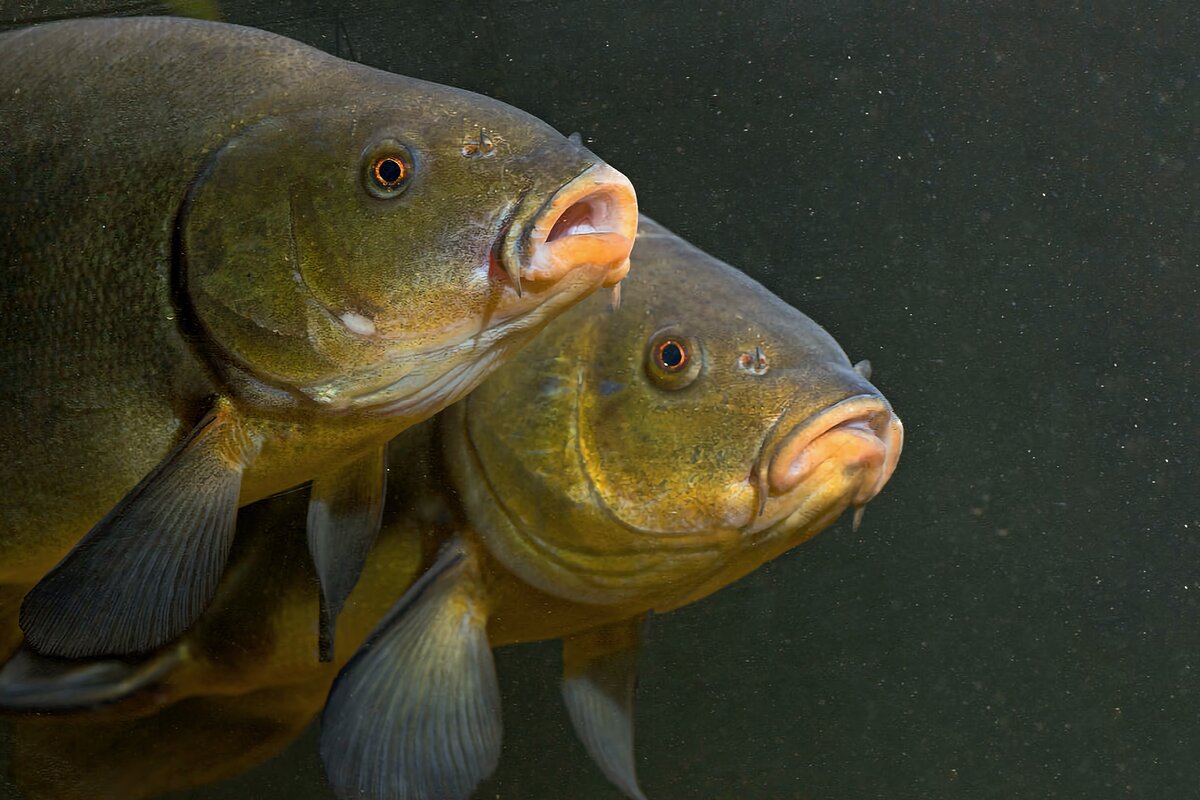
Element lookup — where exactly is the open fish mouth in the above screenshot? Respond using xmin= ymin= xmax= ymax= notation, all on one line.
xmin=496 ymin=162 xmax=637 ymax=296
xmin=747 ymin=394 xmax=904 ymax=536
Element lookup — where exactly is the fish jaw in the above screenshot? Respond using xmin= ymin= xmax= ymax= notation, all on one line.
xmin=297 ymin=267 xmax=605 ymax=421
xmin=748 ymin=394 xmax=904 ymax=537
xmin=655 ymin=396 xmax=902 ymax=613
xmin=507 ymin=162 xmax=638 ymax=289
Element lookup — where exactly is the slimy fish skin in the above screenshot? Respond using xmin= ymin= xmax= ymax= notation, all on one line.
xmin=0 ymin=16 xmax=636 ymax=661
xmin=0 ymin=219 xmax=899 ymax=800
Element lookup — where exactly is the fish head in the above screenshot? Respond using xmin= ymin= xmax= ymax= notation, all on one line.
xmin=447 ymin=218 xmax=902 ymax=614
xmin=182 ymin=67 xmax=636 ymax=420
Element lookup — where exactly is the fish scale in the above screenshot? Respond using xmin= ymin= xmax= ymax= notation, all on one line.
xmin=0 ymin=218 xmax=900 ymax=800
xmin=0 ymin=16 xmax=636 ymax=661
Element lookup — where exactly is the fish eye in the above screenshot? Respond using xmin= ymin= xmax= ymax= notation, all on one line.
xmin=645 ymin=329 xmax=701 ymax=390
xmin=362 ymin=140 xmax=415 ymax=198
xmin=374 ymin=157 xmax=407 ymax=186
xmin=655 ymin=339 xmax=688 ymax=372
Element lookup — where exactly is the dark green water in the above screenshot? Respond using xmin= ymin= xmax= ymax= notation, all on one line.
xmin=1 ymin=2 xmax=1196 ymax=798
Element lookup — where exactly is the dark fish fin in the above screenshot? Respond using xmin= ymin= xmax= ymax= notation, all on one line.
xmin=307 ymin=446 xmax=388 ymax=662
xmin=320 ymin=539 xmax=500 ymax=800
xmin=561 ymin=615 xmax=650 ymax=800
xmin=20 ymin=405 xmax=245 ymax=658
xmin=0 ymin=643 xmax=184 ymax=712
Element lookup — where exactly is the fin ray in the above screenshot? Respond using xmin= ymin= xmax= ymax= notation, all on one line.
xmin=20 ymin=407 xmax=245 ymax=657
xmin=307 ymin=446 xmax=388 ymax=661
xmin=321 ymin=539 xmax=500 ymax=800
xmin=562 ymin=616 xmax=649 ymax=800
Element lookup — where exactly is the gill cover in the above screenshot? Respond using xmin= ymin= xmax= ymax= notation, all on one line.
xmin=183 ymin=113 xmax=353 ymax=395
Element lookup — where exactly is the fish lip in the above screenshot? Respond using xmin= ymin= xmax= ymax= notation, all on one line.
xmin=499 ymin=162 xmax=637 ymax=293
xmin=745 ymin=394 xmax=903 ymax=536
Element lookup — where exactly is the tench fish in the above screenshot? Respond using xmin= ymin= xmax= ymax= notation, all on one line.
xmin=0 ymin=219 xmax=902 ymax=800
xmin=0 ymin=16 xmax=637 ymax=661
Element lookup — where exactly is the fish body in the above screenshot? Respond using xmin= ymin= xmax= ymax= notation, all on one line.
xmin=0 ymin=16 xmax=636 ymax=658
xmin=0 ymin=219 xmax=901 ymax=800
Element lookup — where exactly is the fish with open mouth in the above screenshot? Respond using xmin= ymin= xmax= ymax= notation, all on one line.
xmin=0 ymin=218 xmax=900 ymax=800
xmin=0 ymin=16 xmax=637 ymax=662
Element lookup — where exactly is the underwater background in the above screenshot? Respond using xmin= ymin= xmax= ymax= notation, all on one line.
xmin=0 ymin=1 xmax=1194 ymax=798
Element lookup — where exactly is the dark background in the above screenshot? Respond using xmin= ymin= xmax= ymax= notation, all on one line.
xmin=2 ymin=1 xmax=1196 ymax=798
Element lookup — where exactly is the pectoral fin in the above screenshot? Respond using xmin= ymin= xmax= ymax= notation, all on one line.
xmin=307 ymin=446 xmax=387 ymax=662
xmin=562 ymin=615 xmax=650 ymax=800
xmin=320 ymin=538 xmax=500 ymax=800
xmin=20 ymin=405 xmax=246 ymax=658
xmin=0 ymin=643 xmax=184 ymax=712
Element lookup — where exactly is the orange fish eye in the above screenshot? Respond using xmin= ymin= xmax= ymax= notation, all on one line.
xmin=362 ymin=139 xmax=415 ymax=198
xmin=655 ymin=339 xmax=688 ymax=372
xmin=645 ymin=330 xmax=701 ymax=391
xmin=372 ymin=156 xmax=409 ymax=188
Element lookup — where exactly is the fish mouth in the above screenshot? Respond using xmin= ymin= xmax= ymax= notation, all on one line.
xmin=746 ymin=394 xmax=904 ymax=537
xmin=496 ymin=162 xmax=637 ymax=296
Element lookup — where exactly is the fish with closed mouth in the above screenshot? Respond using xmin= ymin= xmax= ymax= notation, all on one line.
xmin=0 ymin=218 xmax=901 ymax=800
xmin=0 ymin=16 xmax=637 ymax=662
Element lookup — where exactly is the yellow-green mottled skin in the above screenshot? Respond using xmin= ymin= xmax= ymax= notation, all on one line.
xmin=1 ymin=219 xmax=899 ymax=799
xmin=455 ymin=221 xmax=878 ymax=634
xmin=0 ymin=18 xmax=625 ymax=604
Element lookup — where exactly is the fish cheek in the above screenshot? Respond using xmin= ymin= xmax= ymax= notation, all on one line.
xmin=300 ymin=187 xmax=483 ymax=329
xmin=579 ymin=387 xmax=683 ymax=528
xmin=579 ymin=370 xmax=759 ymax=534
xmin=181 ymin=115 xmax=345 ymax=389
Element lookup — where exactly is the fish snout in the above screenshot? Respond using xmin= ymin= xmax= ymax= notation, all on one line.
xmin=767 ymin=395 xmax=903 ymax=505
xmin=507 ymin=163 xmax=637 ymax=292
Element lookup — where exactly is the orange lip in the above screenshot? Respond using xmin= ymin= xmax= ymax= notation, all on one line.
xmin=501 ymin=162 xmax=637 ymax=293
xmin=766 ymin=395 xmax=903 ymax=504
